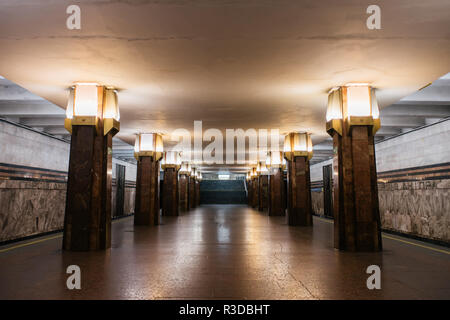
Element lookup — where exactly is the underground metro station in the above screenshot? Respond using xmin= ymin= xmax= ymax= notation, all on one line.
xmin=0 ymin=1 xmax=449 ymax=303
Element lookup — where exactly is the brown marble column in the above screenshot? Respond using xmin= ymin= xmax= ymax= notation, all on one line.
xmin=195 ymin=179 xmax=201 ymax=207
xmin=189 ymin=176 xmax=196 ymax=209
xmin=330 ymin=125 xmax=382 ymax=251
xmin=326 ymin=85 xmax=382 ymax=251
xmin=282 ymin=171 xmax=287 ymax=213
xmin=162 ymin=167 xmax=179 ymax=216
xmin=247 ymin=180 xmax=252 ymax=206
xmin=269 ymin=168 xmax=284 ymax=216
xmin=251 ymin=177 xmax=259 ymax=208
xmin=63 ymin=87 xmax=116 ymax=251
xmin=179 ymin=174 xmax=189 ymax=211
xmin=286 ymin=156 xmax=313 ymax=226
xmin=258 ymin=174 xmax=269 ymax=211
xmin=155 ymin=162 xmax=161 ymax=223
xmin=99 ymin=131 xmax=113 ymax=249
xmin=134 ymin=156 xmax=160 ymax=226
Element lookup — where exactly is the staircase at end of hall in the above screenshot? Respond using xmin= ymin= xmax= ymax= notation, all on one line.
xmin=199 ymin=179 xmax=247 ymax=204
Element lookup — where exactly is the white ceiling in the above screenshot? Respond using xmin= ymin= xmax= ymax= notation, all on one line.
xmin=0 ymin=0 xmax=450 ymax=171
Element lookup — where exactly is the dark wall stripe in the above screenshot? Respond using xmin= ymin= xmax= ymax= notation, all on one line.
xmin=0 ymin=162 xmax=140 ymax=186
xmin=0 ymin=176 xmax=67 ymax=184
xmin=0 ymin=163 xmax=68 ymax=183
xmin=0 ymin=162 xmax=68 ymax=175
xmin=0 ymin=168 xmax=67 ymax=180
xmin=377 ymin=162 xmax=450 ymax=175
xmin=311 ymin=162 xmax=450 ymax=187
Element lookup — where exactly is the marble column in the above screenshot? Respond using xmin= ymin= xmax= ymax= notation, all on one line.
xmin=286 ymin=156 xmax=313 ymax=226
xmin=134 ymin=156 xmax=160 ymax=226
xmin=269 ymin=167 xmax=284 ymax=216
xmin=258 ymin=174 xmax=269 ymax=211
xmin=282 ymin=172 xmax=287 ymax=213
xmin=251 ymin=177 xmax=259 ymax=208
xmin=179 ymin=173 xmax=189 ymax=211
xmin=329 ymin=124 xmax=382 ymax=251
xmin=326 ymin=85 xmax=382 ymax=251
xmin=195 ymin=179 xmax=201 ymax=207
xmin=247 ymin=179 xmax=252 ymax=206
xmin=162 ymin=167 xmax=179 ymax=216
xmin=63 ymin=86 xmax=116 ymax=251
xmin=189 ymin=176 xmax=196 ymax=209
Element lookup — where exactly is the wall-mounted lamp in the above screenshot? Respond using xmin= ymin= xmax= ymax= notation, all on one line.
xmin=283 ymin=132 xmax=313 ymax=161
xmin=64 ymin=83 xmax=120 ymax=136
xmin=326 ymin=84 xmax=380 ymax=136
xmin=161 ymin=151 xmax=181 ymax=170
xmin=197 ymin=172 xmax=203 ymax=181
xmin=134 ymin=133 xmax=164 ymax=160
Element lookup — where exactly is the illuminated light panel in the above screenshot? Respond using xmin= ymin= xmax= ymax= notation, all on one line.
xmin=73 ymin=83 xmax=98 ymax=117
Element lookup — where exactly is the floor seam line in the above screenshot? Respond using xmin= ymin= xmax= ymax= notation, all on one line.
xmin=273 ymin=242 xmax=319 ymax=300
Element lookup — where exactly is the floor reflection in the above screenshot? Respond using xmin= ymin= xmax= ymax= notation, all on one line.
xmin=0 ymin=205 xmax=449 ymax=299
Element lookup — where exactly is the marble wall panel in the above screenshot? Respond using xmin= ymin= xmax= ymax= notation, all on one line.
xmin=310 ymin=178 xmax=450 ymax=244
xmin=124 ymin=187 xmax=136 ymax=215
xmin=0 ymin=180 xmax=66 ymax=242
xmin=379 ymin=179 xmax=450 ymax=242
xmin=1 ymin=178 xmax=136 ymax=242
xmin=311 ymin=191 xmax=324 ymax=216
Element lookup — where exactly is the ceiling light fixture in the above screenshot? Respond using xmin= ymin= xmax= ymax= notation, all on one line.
xmin=134 ymin=133 xmax=164 ymax=160
xmin=326 ymin=84 xmax=380 ymax=136
xmin=283 ymin=132 xmax=313 ymax=161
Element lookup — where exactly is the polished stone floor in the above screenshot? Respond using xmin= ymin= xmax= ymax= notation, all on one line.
xmin=0 ymin=205 xmax=449 ymax=300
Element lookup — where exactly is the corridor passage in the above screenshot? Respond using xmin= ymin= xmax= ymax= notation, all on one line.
xmin=0 ymin=206 xmax=449 ymax=300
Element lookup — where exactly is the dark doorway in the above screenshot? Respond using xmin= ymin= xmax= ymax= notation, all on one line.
xmin=323 ymin=164 xmax=333 ymax=218
xmin=115 ymin=164 xmax=126 ymax=217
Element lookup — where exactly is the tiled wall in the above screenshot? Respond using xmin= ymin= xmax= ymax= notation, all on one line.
xmin=375 ymin=120 xmax=450 ymax=172
xmin=0 ymin=120 xmax=69 ymax=171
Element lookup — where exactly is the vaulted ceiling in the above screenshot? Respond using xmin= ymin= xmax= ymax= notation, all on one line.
xmin=1 ymin=0 xmax=449 ymax=171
